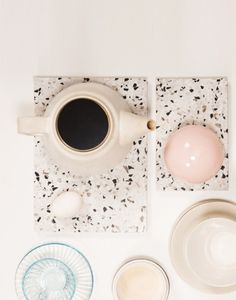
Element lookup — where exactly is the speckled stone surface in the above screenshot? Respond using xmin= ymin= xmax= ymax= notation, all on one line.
xmin=156 ymin=77 xmax=229 ymax=191
xmin=34 ymin=77 xmax=148 ymax=233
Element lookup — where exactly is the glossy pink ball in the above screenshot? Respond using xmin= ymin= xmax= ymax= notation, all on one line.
xmin=164 ymin=125 xmax=224 ymax=184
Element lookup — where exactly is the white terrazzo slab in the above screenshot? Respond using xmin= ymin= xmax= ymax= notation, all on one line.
xmin=34 ymin=77 xmax=148 ymax=233
xmin=156 ymin=77 xmax=229 ymax=191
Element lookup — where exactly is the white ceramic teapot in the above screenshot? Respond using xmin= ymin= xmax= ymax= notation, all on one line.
xmin=18 ymin=82 xmax=155 ymax=176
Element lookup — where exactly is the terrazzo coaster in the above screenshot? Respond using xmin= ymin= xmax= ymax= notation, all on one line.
xmin=156 ymin=77 xmax=229 ymax=191
xmin=34 ymin=76 xmax=148 ymax=233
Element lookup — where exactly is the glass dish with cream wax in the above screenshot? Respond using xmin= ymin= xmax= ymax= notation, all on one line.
xmin=112 ymin=258 xmax=169 ymax=300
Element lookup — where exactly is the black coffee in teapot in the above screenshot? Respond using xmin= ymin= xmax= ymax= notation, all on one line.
xmin=57 ymin=98 xmax=109 ymax=151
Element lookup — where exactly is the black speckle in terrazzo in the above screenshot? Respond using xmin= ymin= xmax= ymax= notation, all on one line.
xmin=34 ymin=88 xmax=42 ymax=96
xmin=35 ymin=171 xmax=40 ymax=182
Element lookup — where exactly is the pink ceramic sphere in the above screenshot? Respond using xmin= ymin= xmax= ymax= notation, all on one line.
xmin=164 ymin=125 xmax=224 ymax=184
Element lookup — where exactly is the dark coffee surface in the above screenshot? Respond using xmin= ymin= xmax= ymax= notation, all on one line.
xmin=57 ymin=98 xmax=109 ymax=151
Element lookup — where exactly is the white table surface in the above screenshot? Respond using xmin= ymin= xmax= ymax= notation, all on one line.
xmin=1 ymin=0 xmax=236 ymax=299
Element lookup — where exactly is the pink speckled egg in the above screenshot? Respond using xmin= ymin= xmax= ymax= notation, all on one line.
xmin=164 ymin=125 xmax=224 ymax=184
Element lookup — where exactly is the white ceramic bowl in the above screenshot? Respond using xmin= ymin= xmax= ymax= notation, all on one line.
xmin=170 ymin=199 xmax=236 ymax=294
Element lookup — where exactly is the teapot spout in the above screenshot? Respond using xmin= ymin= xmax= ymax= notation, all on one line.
xmin=119 ymin=111 xmax=156 ymax=145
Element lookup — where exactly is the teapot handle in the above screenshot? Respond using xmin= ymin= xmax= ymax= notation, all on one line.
xmin=17 ymin=116 xmax=49 ymax=135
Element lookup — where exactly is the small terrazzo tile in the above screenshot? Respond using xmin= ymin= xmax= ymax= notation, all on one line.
xmin=156 ymin=77 xmax=229 ymax=191
xmin=34 ymin=76 xmax=148 ymax=232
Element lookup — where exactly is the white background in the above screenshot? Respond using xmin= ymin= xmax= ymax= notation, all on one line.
xmin=1 ymin=0 xmax=236 ymax=299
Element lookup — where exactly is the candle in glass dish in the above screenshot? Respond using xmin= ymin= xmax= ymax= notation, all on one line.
xmin=113 ymin=259 xmax=169 ymax=300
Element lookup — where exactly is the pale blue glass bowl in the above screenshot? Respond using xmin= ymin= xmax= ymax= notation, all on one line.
xmin=23 ymin=258 xmax=76 ymax=300
xmin=15 ymin=243 xmax=94 ymax=300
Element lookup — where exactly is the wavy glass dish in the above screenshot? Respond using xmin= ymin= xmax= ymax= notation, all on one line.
xmin=15 ymin=243 xmax=93 ymax=300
